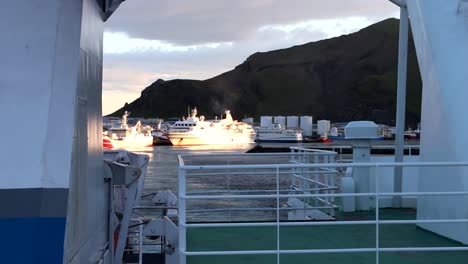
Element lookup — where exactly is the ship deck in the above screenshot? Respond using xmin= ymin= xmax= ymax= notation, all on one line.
xmin=186 ymin=208 xmax=468 ymax=264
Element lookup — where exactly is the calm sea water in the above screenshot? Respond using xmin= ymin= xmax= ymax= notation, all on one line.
xmin=128 ymin=143 xmax=299 ymax=221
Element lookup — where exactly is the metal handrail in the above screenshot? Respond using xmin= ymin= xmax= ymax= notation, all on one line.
xmin=178 ymin=160 xmax=468 ymax=264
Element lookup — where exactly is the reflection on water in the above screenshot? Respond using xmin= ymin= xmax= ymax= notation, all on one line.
xmin=125 ymin=145 xmax=256 ymax=195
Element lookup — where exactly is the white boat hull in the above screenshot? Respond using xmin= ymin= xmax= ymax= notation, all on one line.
xmin=105 ymin=135 xmax=153 ymax=149
xmin=167 ymin=132 xmax=255 ymax=146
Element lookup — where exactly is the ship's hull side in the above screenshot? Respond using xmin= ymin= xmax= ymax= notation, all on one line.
xmin=167 ymin=132 xmax=255 ymax=146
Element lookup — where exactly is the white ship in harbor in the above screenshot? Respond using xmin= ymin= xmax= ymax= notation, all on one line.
xmin=167 ymin=108 xmax=256 ymax=145
xmin=255 ymin=123 xmax=303 ymax=143
xmin=103 ymin=111 xmax=153 ymax=149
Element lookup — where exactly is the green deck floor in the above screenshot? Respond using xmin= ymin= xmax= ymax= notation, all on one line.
xmin=186 ymin=209 xmax=468 ymax=264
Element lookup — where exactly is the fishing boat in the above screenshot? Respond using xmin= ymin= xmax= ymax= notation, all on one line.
xmin=166 ymin=108 xmax=256 ymax=145
xmin=103 ymin=111 xmax=153 ymax=149
xmin=151 ymin=121 xmax=172 ymax=145
xmin=254 ymin=123 xmax=303 ymax=143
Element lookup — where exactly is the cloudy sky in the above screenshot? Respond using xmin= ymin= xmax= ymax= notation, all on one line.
xmin=103 ymin=0 xmax=399 ymax=115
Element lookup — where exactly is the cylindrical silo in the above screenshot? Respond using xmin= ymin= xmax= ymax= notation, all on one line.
xmin=242 ymin=117 xmax=254 ymax=124
xmin=287 ymin=116 xmax=299 ymax=128
xmin=317 ymin=120 xmax=331 ymax=136
xmin=300 ymin=116 xmax=313 ymax=137
xmin=274 ymin=116 xmax=286 ymax=127
xmin=260 ymin=116 xmax=273 ymax=127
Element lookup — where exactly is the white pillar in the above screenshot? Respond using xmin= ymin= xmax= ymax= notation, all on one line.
xmin=393 ymin=6 xmax=409 ymax=208
xmin=345 ymin=121 xmax=380 ymax=211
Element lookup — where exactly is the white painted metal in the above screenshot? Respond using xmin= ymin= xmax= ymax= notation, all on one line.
xmin=152 ymin=190 xmax=178 ymax=207
xmin=104 ymin=151 xmax=149 ymax=264
xmin=178 ymin=156 xmax=468 ymax=263
xmin=375 ymin=165 xmax=380 ymax=263
xmin=351 ymin=142 xmax=372 ymax=211
xmin=0 ymin=0 xmax=83 ymax=189
xmin=370 ymin=156 xmax=419 ymax=208
xmin=299 ymin=116 xmax=313 ymax=137
xmin=0 ymin=0 xmax=121 ymax=263
xmin=341 ymin=171 xmax=356 ymax=212
xmin=389 ymin=0 xmax=407 ymax=7
xmin=394 ymin=6 xmax=409 ymax=208
xmin=346 ymin=122 xmax=379 ymax=210
xmin=178 ymin=168 xmax=187 ymax=264
xmin=64 ymin=1 xmax=112 ymax=262
xmin=142 ymin=217 xmax=180 ymax=263
xmin=181 ymin=246 xmax=468 ymax=256
xmin=406 ymin=0 xmax=468 ymax=244
xmin=345 ymin=121 xmax=380 ymax=139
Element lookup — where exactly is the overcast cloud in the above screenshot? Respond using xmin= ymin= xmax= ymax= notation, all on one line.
xmin=103 ymin=0 xmax=399 ymax=115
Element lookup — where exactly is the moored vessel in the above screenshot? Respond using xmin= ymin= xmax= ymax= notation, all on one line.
xmin=166 ymin=108 xmax=256 ymax=145
xmin=103 ymin=111 xmax=153 ymax=149
xmin=254 ymin=123 xmax=303 ymax=143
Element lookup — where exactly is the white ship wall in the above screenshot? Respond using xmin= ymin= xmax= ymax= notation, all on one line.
xmin=407 ymin=0 xmax=468 ymax=244
xmin=370 ymin=156 xmax=419 ymax=208
xmin=0 ymin=0 xmax=112 ymax=262
xmin=64 ymin=0 xmax=110 ymax=262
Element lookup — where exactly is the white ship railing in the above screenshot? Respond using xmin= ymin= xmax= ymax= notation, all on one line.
xmin=179 ymin=149 xmax=339 ymax=221
xmin=177 ymin=153 xmax=468 ymax=264
xmin=305 ymin=144 xmax=420 ymax=158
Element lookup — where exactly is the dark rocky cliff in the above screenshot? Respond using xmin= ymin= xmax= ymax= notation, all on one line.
xmin=110 ymin=18 xmax=421 ymax=126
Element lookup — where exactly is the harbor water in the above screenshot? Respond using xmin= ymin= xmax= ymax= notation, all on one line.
xmin=126 ymin=140 xmax=419 ymax=222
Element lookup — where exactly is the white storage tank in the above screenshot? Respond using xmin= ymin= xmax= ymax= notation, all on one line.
xmin=274 ymin=116 xmax=286 ymax=127
xmin=287 ymin=116 xmax=299 ymax=128
xmin=300 ymin=116 xmax=313 ymax=137
xmin=242 ymin=117 xmax=254 ymax=124
xmin=317 ymin=120 xmax=331 ymax=136
xmin=260 ymin=116 xmax=273 ymax=127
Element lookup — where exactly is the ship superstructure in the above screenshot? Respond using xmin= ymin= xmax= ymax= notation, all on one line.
xmin=254 ymin=123 xmax=303 ymax=143
xmin=167 ymin=108 xmax=256 ymax=145
xmin=103 ymin=111 xmax=153 ymax=149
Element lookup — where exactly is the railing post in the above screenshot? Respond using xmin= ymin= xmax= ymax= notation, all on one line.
xmin=276 ymin=166 xmax=281 ymax=264
xmin=329 ymin=155 xmax=336 ymax=217
xmin=179 ymin=168 xmax=187 ymax=264
xmin=139 ymin=221 xmax=143 ymax=264
xmin=313 ymin=155 xmax=319 ymax=207
xmin=323 ymin=155 xmax=330 ymax=214
xmin=375 ymin=164 xmax=380 ymax=264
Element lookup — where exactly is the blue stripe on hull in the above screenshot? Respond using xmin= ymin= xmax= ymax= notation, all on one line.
xmin=0 ymin=218 xmax=66 ymax=263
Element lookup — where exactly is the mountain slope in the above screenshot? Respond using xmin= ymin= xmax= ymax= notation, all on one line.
xmin=110 ymin=18 xmax=421 ymax=126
